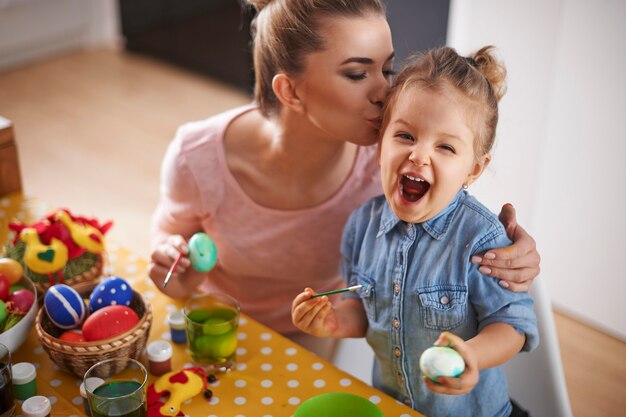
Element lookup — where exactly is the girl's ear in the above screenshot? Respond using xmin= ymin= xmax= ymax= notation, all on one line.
xmin=272 ymin=73 xmax=304 ymax=113
xmin=465 ymin=153 xmax=491 ymax=187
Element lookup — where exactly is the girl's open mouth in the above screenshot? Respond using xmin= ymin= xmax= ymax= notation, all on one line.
xmin=400 ymin=175 xmax=430 ymax=202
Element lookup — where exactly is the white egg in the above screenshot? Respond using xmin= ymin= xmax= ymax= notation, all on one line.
xmin=419 ymin=346 xmax=465 ymax=382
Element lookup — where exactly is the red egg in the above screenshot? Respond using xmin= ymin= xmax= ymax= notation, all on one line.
xmin=59 ymin=329 xmax=86 ymax=343
xmin=81 ymin=305 xmax=140 ymax=342
xmin=0 ymin=275 xmax=9 ymax=301
xmin=7 ymin=289 xmax=35 ymax=314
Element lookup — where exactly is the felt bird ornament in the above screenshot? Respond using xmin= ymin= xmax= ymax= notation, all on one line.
xmin=54 ymin=210 xmax=105 ymax=254
xmin=19 ymin=227 xmax=68 ymax=286
xmin=148 ymin=369 xmax=208 ymax=416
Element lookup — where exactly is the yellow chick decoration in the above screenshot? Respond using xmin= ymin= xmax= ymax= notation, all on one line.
xmin=54 ymin=210 xmax=105 ymax=254
xmin=20 ymin=227 xmax=68 ymax=286
xmin=149 ymin=369 xmax=205 ymax=417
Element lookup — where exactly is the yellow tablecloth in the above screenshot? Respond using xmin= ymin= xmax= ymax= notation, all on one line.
xmin=0 ymin=193 xmax=423 ymax=417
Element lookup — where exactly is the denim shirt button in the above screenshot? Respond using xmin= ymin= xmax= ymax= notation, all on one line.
xmin=440 ymin=295 xmax=450 ymax=305
xmin=393 ymin=319 xmax=400 ymax=329
xmin=403 ymin=398 xmax=411 ymax=406
xmin=393 ymin=283 xmax=400 ymax=294
xmin=394 ymin=347 xmax=401 ymax=357
xmin=396 ymin=372 xmax=404 ymax=382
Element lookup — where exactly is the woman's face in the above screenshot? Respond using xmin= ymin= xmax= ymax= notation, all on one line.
xmin=293 ymin=14 xmax=394 ymax=146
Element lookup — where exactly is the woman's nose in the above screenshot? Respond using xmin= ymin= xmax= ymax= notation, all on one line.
xmin=369 ymin=74 xmax=389 ymax=108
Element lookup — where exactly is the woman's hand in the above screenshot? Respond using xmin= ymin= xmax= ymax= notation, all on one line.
xmin=472 ymin=203 xmax=541 ymax=291
xmin=423 ymin=332 xmax=479 ymax=395
xmin=148 ymin=234 xmax=191 ymax=288
xmin=291 ymin=288 xmax=339 ymax=337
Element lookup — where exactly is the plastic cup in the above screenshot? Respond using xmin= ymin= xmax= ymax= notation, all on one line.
xmin=183 ymin=293 xmax=240 ymax=372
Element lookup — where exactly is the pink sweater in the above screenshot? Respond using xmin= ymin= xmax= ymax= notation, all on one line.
xmin=152 ymin=105 xmax=382 ymax=334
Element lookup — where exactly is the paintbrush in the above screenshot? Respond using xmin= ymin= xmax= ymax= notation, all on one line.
xmin=162 ymin=252 xmax=184 ymax=288
xmin=310 ymin=284 xmax=363 ymax=298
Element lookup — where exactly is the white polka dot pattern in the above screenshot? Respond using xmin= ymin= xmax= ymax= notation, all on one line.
xmin=1 ymin=194 xmax=423 ymax=417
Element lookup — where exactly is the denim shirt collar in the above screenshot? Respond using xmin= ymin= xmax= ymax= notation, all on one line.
xmin=378 ymin=190 xmax=467 ymax=240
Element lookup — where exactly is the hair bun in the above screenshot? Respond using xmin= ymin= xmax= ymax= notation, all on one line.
xmin=245 ymin=0 xmax=273 ymax=12
xmin=471 ymin=46 xmax=507 ymax=102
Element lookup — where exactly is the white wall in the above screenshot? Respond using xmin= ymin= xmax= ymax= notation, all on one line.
xmin=0 ymin=0 xmax=119 ymax=71
xmin=448 ymin=0 xmax=626 ymax=339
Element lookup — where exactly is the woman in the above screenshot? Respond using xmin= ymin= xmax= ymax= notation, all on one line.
xmin=149 ymin=0 xmax=540 ymax=358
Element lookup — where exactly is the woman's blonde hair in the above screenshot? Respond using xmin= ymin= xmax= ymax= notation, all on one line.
xmin=245 ymin=0 xmax=385 ymax=117
xmin=381 ymin=45 xmax=507 ymax=158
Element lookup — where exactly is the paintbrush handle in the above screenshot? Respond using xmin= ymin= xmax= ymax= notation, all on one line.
xmin=163 ymin=252 xmax=184 ymax=288
xmin=310 ymin=284 xmax=362 ymax=298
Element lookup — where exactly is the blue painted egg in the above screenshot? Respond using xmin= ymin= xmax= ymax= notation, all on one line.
xmin=44 ymin=284 xmax=87 ymax=329
xmin=88 ymin=276 xmax=133 ymax=313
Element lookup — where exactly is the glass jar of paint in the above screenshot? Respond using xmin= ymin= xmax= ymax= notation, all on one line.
xmin=147 ymin=340 xmax=173 ymax=376
xmin=12 ymin=362 xmax=37 ymax=401
xmin=167 ymin=310 xmax=187 ymax=344
xmin=21 ymin=395 xmax=51 ymax=417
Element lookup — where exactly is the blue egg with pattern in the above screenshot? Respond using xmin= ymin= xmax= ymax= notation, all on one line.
xmin=44 ymin=284 xmax=87 ymax=329
xmin=88 ymin=276 xmax=133 ymax=313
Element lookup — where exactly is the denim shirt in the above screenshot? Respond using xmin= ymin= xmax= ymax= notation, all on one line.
xmin=341 ymin=191 xmax=538 ymax=417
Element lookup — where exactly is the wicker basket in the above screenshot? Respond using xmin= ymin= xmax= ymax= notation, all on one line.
xmin=35 ymin=281 xmax=152 ymax=378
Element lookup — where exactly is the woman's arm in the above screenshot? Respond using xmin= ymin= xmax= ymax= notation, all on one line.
xmin=472 ymin=203 xmax=541 ymax=291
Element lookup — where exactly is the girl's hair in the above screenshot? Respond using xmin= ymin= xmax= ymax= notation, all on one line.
xmin=244 ymin=0 xmax=385 ymax=117
xmin=380 ymin=46 xmax=507 ymax=158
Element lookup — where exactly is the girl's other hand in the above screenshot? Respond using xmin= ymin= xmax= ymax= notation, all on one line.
xmin=471 ymin=203 xmax=541 ymax=292
xmin=148 ymin=234 xmax=191 ymax=286
xmin=423 ymin=332 xmax=479 ymax=395
xmin=291 ymin=288 xmax=339 ymax=337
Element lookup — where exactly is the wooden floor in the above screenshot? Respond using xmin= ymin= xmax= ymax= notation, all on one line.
xmin=1 ymin=49 xmax=624 ymax=417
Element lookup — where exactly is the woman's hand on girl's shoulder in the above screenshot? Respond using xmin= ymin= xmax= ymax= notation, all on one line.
xmin=471 ymin=203 xmax=541 ymax=292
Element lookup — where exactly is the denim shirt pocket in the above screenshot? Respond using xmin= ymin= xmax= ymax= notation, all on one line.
xmin=418 ymin=285 xmax=468 ymax=330
xmin=353 ymin=272 xmax=377 ymax=322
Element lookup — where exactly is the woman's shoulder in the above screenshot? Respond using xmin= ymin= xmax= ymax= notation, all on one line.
xmin=174 ymin=103 xmax=257 ymax=152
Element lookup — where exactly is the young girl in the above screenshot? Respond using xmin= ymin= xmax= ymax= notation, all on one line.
xmin=149 ymin=0 xmax=541 ymax=360
xmin=292 ymin=46 xmax=538 ymax=416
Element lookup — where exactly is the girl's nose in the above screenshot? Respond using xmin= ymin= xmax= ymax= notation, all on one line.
xmin=408 ymin=149 xmax=430 ymax=166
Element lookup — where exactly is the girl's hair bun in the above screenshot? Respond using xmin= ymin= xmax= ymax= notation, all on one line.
xmin=245 ymin=0 xmax=273 ymax=12
xmin=470 ymin=46 xmax=507 ymax=102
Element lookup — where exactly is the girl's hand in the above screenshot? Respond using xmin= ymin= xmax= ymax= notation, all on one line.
xmin=471 ymin=203 xmax=541 ymax=292
xmin=148 ymin=234 xmax=191 ymax=286
xmin=423 ymin=332 xmax=479 ymax=395
xmin=291 ymin=288 xmax=339 ymax=337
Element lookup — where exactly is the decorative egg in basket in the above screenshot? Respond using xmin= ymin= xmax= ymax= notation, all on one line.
xmin=88 ymin=276 xmax=133 ymax=313
xmin=0 ymin=276 xmax=38 ymax=354
xmin=44 ymin=284 xmax=87 ymax=329
xmin=35 ymin=281 xmax=152 ymax=378
xmin=82 ymin=305 xmax=139 ymax=342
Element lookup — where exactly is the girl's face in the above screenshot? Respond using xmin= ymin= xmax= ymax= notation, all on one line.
xmin=293 ymin=14 xmax=394 ymax=146
xmin=379 ymin=85 xmax=489 ymax=223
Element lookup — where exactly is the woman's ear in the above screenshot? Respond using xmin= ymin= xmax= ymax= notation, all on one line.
xmin=272 ymin=73 xmax=304 ymax=113
xmin=465 ymin=153 xmax=491 ymax=187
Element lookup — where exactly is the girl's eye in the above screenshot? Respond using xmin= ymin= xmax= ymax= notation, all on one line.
xmin=440 ymin=144 xmax=456 ymax=153
xmin=396 ymin=132 xmax=414 ymax=142
xmin=345 ymin=72 xmax=367 ymax=81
